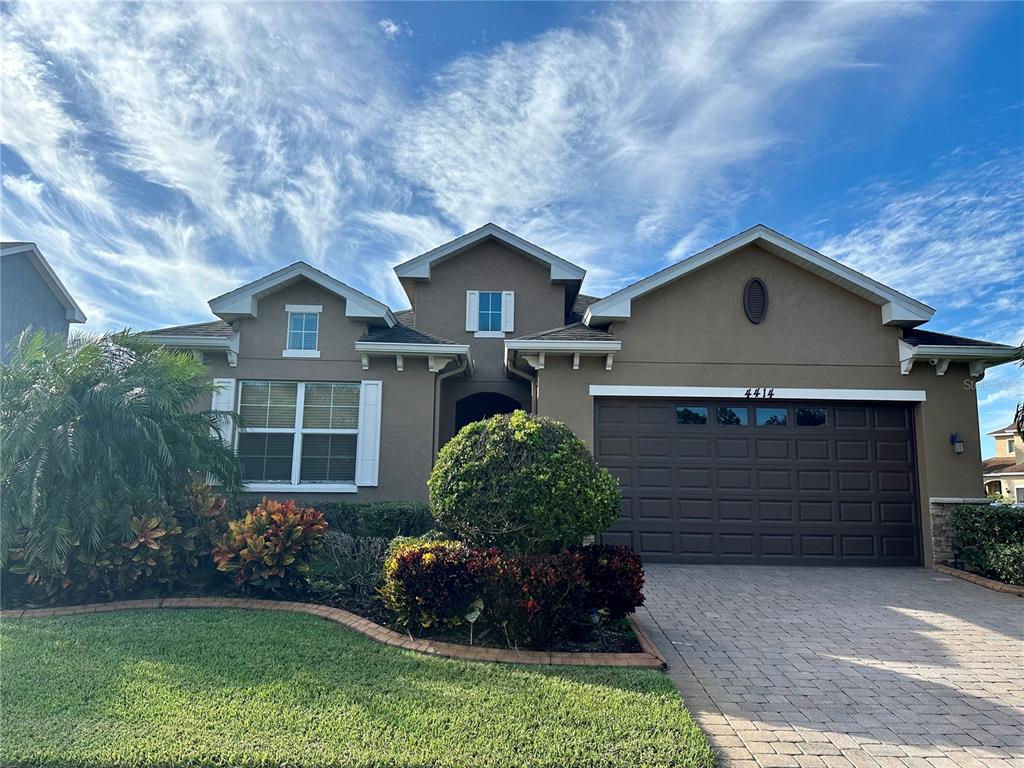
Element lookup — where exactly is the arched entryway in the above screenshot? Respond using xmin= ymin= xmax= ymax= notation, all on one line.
xmin=454 ymin=392 xmax=522 ymax=434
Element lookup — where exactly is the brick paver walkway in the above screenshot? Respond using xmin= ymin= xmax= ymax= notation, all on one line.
xmin=635 ymin=565 xmax=1024 ymax=768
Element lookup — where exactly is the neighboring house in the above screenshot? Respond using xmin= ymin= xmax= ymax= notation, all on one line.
xmin=1 ymin=242 xmax=86 ymax=359
xmin=983 ymin=422 xmax=1024 ymax=502
xmin=147 ymin=223 xmax=1018 ymax=566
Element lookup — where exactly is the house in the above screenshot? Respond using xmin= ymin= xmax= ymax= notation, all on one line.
xmin=1 ymin=242 xmax=86 ymax=360
xmin=983 ymin=421 xmax=1024 ymax=502
xmin=147 ymin=223 xmax=1019 ymax=566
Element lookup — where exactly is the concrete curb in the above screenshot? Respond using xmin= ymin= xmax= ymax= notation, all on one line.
xmin=935 ymin=564 xmax=1024 ymax=597
xmin=0 ymin=597 xmax=666 ymax=669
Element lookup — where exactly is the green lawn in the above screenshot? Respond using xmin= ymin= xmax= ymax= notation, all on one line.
xmin=0 ymin=609 xmax=715 ymax=768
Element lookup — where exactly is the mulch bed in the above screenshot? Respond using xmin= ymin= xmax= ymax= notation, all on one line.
xmin=0 ymin=582 xmax=644 ymax=654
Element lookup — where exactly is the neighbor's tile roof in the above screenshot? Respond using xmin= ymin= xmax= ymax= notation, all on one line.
xmin=147 ymin=320 xmax=235 ymax=338
xmin=983 ymin=456 xmax=1017 ymax=472
xmin=358 ymin=323 xmax=457 ymax=346
xmin=902 ymin=329 xmax=1011 ymax=348
xmin=514 ymin=322 xmax=618 ymax=342
xmin=988 ymin=421 xmax=1019 ymax=436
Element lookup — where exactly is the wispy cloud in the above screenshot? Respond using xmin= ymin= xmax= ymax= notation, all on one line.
xmin=819 ymin=153 xmax=1024 ymax=346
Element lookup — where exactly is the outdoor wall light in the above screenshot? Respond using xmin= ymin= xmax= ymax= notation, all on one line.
xmin=949 ymin=432 xmax=965 ymax=455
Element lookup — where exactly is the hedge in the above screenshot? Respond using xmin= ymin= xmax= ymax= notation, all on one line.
xmin=311 ymin=501 xmax=435 ymax=540
xmin=949 ymin=503 xmax=1024 ymax=586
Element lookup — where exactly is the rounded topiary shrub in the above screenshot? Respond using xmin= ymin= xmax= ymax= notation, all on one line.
xmin=428 ymin=411 xmax=621 ymax=553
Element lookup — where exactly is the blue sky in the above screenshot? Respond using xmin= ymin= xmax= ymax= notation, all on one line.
xmin=1 ymin=1 xmax=1021 ymax=455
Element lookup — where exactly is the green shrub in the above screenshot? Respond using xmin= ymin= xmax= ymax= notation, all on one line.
xmin=311 ymin=532 xmax=390 ymax=599
xmin=381 ymin=538 xmax=489 ymax=630
xmin=577 ymin=544 xmax=645 ymax=619
xmin=985 ymin=543 xmax=1024 ymax=586
xmin=428 ymin=412 xmax=621 ymax=553
xmin=950 ymin=503 xmax=1024 ymax=584
xmin=313 ymin=501 xmax=435 ymax=539
xmin=213 ymin=499 xmax=327 ymax=591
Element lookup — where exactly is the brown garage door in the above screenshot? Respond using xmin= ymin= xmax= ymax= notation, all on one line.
xmin=596 ymin=398 xmax=921 ymax=565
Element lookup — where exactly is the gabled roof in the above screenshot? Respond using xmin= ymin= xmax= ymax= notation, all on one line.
xmin=393 ymin=223 xmax=586 ymax=283
xmin=1 ymin=242 xmax=86 ymax=323
xmin=209 ymin=261 xmax=395 ymax=326
xmin=584 ymin=224 xmax=935 ymax=328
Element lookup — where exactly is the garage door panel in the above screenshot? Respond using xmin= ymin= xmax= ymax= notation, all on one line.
xmin=597 ymin=398 xmax=920 ymax=565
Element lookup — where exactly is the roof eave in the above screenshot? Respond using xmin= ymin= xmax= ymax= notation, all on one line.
xmin=505 ymin=339 xmax=622 ymax=353
xmin=584 ymin=224 xmax=934 ymax=327
xmin=392 ymin=223 xmax=586 ymax=283
xmin=354 ymin=341 xmax=470 ymax=356
xmin=209 ymin=262 xmax=395 ymax=327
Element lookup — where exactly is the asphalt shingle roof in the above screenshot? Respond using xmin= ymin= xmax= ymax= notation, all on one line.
xmin=568 ymin=293 xmax=601 ymax=323
xmin=513 ymin=322 xmax=618 ymax=343
xmin=147 ymin=320 xmax=234 ymax=338
xmin=358 ymin=323 xmax=457 ymax=346
xmin=902 ymin=329 xmax=1011 ymax=348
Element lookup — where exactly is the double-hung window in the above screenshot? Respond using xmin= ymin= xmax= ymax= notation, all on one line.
xmin=284 ymin=304 xmax=321 ymax=357
xmin=236 ymin=381 xmax=368 ymax=490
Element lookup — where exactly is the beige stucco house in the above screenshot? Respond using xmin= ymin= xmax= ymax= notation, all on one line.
xmin=149 ymin=224 xmax=1018 ymax=567
xmin=983 ymin=422 xmax=1024 ymax=503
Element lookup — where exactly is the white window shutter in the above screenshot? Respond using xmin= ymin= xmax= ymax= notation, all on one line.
xmin=501 ymin=291 xmax=515 ymax=333
xmin=210 ymin=378 xmax=236 ymax=445
xmin=465 ymin=290 xmax=479 ymax=332
xmin=355 ymin=380 xmax=382 ymax=487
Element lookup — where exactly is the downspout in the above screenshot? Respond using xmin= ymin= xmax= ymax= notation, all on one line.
xmin=505 ymin=349 xmax=538 ymax=414
xmin=432 ymin=355 xmax=469 ymax=459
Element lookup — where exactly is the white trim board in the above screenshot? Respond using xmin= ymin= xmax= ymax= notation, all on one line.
xmin=393 ymin=223 xmax=586 ymax=282
xmin=583 ymin=224 xmax=934 ymax=328
xmin=245 ymin=483 xmax=357 ymax=494
xmin=588 ymin=385 xmax=927 ymax=402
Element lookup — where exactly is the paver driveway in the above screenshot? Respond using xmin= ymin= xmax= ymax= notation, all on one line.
xmin=635 ymin=565 xmax=1024 ymax=768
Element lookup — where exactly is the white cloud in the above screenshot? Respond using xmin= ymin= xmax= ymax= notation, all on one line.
xmin=820 ymin=154 xmax=1024 ymax=346
xmin=378 ymin=18 xmax=409 ymax=41
xmin=393 ymin=2 xmax=924 ymax=268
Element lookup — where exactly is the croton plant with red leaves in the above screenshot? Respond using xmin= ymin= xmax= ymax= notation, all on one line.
xmin=213 ymin=498 xmax=327 ymax=590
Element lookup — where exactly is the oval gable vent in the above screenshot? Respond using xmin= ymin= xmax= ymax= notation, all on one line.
xmin=743 ymin=278 xmax=768 ymax=324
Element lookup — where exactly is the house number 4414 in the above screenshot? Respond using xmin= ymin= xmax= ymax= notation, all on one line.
xmin=744 ymin=388 xmax=775 ymax=398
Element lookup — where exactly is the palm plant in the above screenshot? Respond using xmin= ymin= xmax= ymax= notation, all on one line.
xmin=1016 ymin=342 xmax=1024 ymax=438
xmin=1 ymin=330 xmax=242 ymax=570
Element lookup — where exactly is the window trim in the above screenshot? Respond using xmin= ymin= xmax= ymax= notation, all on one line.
xmin=236 ymin=380 xmax=364 ymax=492
xmin=283 ymin=305 xmax=322 ymax=357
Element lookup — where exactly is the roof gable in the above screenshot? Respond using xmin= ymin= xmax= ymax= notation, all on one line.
xmin=393 ymin=223 xmax=586 ymax=283
xmin=209 ymin=261 xmax=395 ymax=326
xmin=584 ymin=225 xmax=934 ymax=328
xmin=1 ymin=242 xmax=86 ymax=323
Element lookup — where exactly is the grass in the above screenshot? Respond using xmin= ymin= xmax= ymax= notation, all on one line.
xmin=0 ymin=609 xmax=715 ymax=768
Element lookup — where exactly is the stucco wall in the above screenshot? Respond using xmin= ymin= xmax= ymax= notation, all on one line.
xmin=410 ymin=240 xmax=567 ymax=381
xmin=0 ymin=252 xmax=70 ymax=359
xmin=534 ymin=244 xmax=988 ymax=565
xmin=201 ymin=278 xmax=436 ymax=502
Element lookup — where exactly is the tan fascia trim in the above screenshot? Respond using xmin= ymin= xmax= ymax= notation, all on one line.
xmin=148 ymin=332 xmax=239 ymax=367
xmin=584 ymin=224 xmax=934 ymax=328
xmin=982 ymin=470 xmax=1024 ymax=478
xmin=899 ymin=339 xmax=1019 ymax=376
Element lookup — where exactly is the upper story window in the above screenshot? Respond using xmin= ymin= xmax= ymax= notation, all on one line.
xmin=284 ymin=304 xmax=322 ymax=358
xmin=479 ymin=291 xmax=503 ymax=331
xmin=1008 ymin=438 xmax=1017 ymax=454
xmin=465 ymin=291 xmax=514 ymax=337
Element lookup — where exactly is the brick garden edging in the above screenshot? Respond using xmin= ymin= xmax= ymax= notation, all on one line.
xmin=0 ymin=597 xmax=667 ymax=669
xmin=934 ymin=564 xmax=1024 ymax=597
